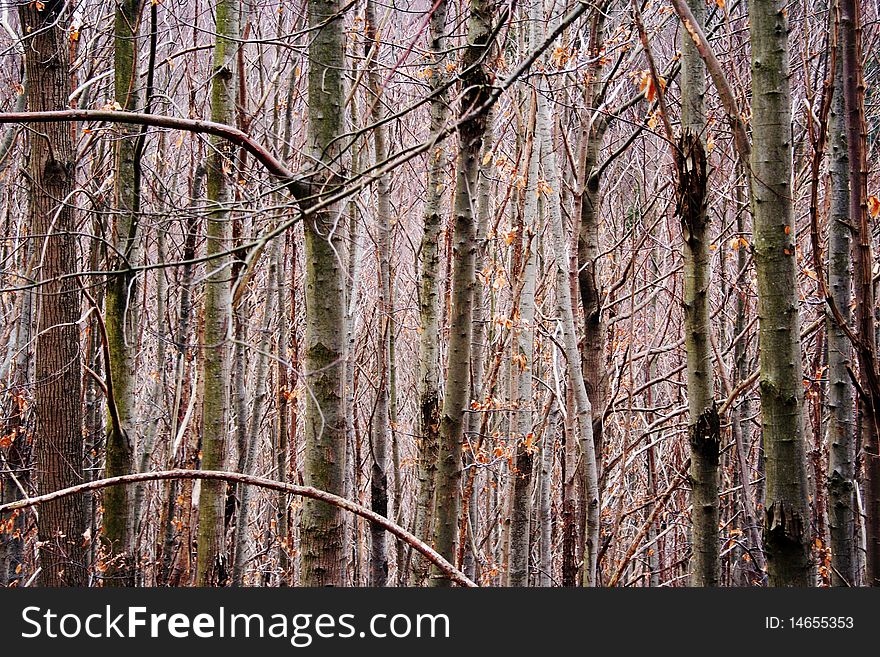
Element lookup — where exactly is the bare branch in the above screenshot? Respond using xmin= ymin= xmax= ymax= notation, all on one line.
xmin=0 ymin=469 xmax=478 ymax=587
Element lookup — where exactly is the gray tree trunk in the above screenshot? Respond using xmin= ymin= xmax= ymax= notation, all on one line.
xmin=196 ymin=0 xmax=238 ymax=586
xmin=366 ymin=0 xmax=391 ymax=587
xmin=749 ymin=0 xmax=813 ymax=586
xmin=540 ymin=86 xmax=600 ymax=587
xmin=103 ymin=0 xmax=144 ymax=587
xmin=678 ymin=0 xmax=720 ymax=587
xmin=232 ymin=244 xmax=278 ymax=585
xmin=412 ymin=0 xmax=449 ymax=586
xmin=300 ymin=0 xmax=348 ymax=586
xmin=461 ymin=105 xmax=495 ymax=583
xmin=839 ymin=0 xmax=880 ymax=586
xmin=571 ymin=3 xmax=609 ymax=587
xmin=536 ymin=401 xmax=557 ymax=586
xmin=429 ymin=0 xmax=495 ymax=587
xmin=826 ymin=15 xmax=856 ymax=586
xmin=507 ymin=17 xmax=540 ymax=580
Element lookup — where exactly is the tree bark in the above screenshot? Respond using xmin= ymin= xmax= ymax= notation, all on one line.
xmin=195 ymin=0 xmax=238 ymax=587
xmin=570 ymin=3 xmax=609 ymax=586
xmin=103 ymin=0 xmax=144 ymax=587
xmin=429 ymin=0 xmax=496 ymax=587
xmin=507 ymin=83 xmax=538 ymax=587
xmin=750 ymin=0 xmax=813 ymax=586
xmin=19 ymin=0 xmax=86 ymax=587
xmin=826 ymin=6 xmax=856 ymax=586
xmin=365 ymin=0 xmax=391 ymax=587
xmin=839 ymin=0 xmax=880 ymax=586
xmin=412 ymin=0 xmax=449 ymax=586
xmin=678 ymin=0 xmax=720 ymax=587
xmin=232 ymin=245 xmax=277 ymax=585
xmin=540 ymin=84 xmax=600 ymax=587
xmin=300 ymin=0 xmax=348 ymax=586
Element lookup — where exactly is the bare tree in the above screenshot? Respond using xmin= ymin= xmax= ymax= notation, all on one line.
xmin=300 ymin=0 xmax=348 ymax=586
xmin=750 ymin=0 xmax=812 ymax=586
xmin=18 ymin=0 xmax=86 ymax=587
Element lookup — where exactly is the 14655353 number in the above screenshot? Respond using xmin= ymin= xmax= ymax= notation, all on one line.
xmin=789 ymin=617 xmax=854 ymax=629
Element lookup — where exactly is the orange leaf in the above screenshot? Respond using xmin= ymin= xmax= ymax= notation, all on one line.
xmin=869 ymin=195 xmax=880 ymax=218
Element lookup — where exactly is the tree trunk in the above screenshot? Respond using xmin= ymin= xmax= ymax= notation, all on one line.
xmin=826 ymin=8 xmax=856 ymax=586
xmin=678 ymin=0 xmax=720 ymax=587
xmin=300 ymin=0 xmax=347 ymax=586
xmin=460 ymin=104 xmax=495 ymax=583
xmin=749 ymin=0 xmax=813 ymax=586
xmin=571 ymin=4 xmax=609 ymax=586
xmin=19 ymin=0 xmax=86 ymax=587
xmin=275 ymin=236 xmax=293 ymax=584
xmin=103 ymin=0 xmax=144 ymax=587
xmin=365 ymin=0 xmax=390 ymax=587
xmin=429 ymin=0 xmax=495 ymax=587
xmin=0 ymin=76 xmax=30 ymax=587
xmin=576 ymin=0 xmax=609 ymax=488
xmin=839 ymin=0 xmax=880 ymax=586
xmin=507 ymin=35 xmax=539 ymax=583
xmin=537 ymin=401 xmax=557 ymax=586
xmin=540 ymin=84 xmax=600 ymax=587
xmin=195 ymin=0 xmax=238 ymax=586
xmin=232 ymin=245 xmax=277 ymax=585
xmin=412 ymin=0 xmax=449 ymax=586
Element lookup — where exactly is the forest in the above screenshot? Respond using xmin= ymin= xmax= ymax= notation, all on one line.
xmin=0 ymin=0 xmax=877 ymax=588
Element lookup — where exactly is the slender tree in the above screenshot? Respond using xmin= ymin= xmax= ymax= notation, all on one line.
xmin=300 ymin=0 xmax=348 ymax=586
xmin=429 ymin=0 xmax=496 ymax=586
xmin=412 ymin=0 xmax=450 ymax=586
xmin=539 ymin=75 xmax=600 ymax=588
xmin=103 ymin=0 xmax=145 ymax=587
xmin=749 ymin=0 xmax=813 ymax=586
xmin=826 ymin=1 xmax=856 ymax=587
xmin=232 ymin=245 xmax=277 ymax=585
xmin=570 ymin=2 xmax=609 ymax=587
xmin=677 ymin=0 xmax=720 ymax=587
xmin=365 ymin=0 xmax=391 ymax=587
xmin=839 ymin=0 xmax=880 ymax=586
xmin=507 ymin=85 xmax=538 ymax=587
xmin=196 ymin=0 xmax=238 ymax=586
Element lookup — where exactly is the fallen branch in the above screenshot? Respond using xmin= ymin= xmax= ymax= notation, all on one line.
xmin=0 ymin=469 xmax=477 ymax=588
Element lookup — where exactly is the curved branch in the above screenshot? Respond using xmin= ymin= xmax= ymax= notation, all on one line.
xmin=0 ymin=469 xmax=477 ymax=587
xmin=0 ymin=110 xmax=311 ymax=198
